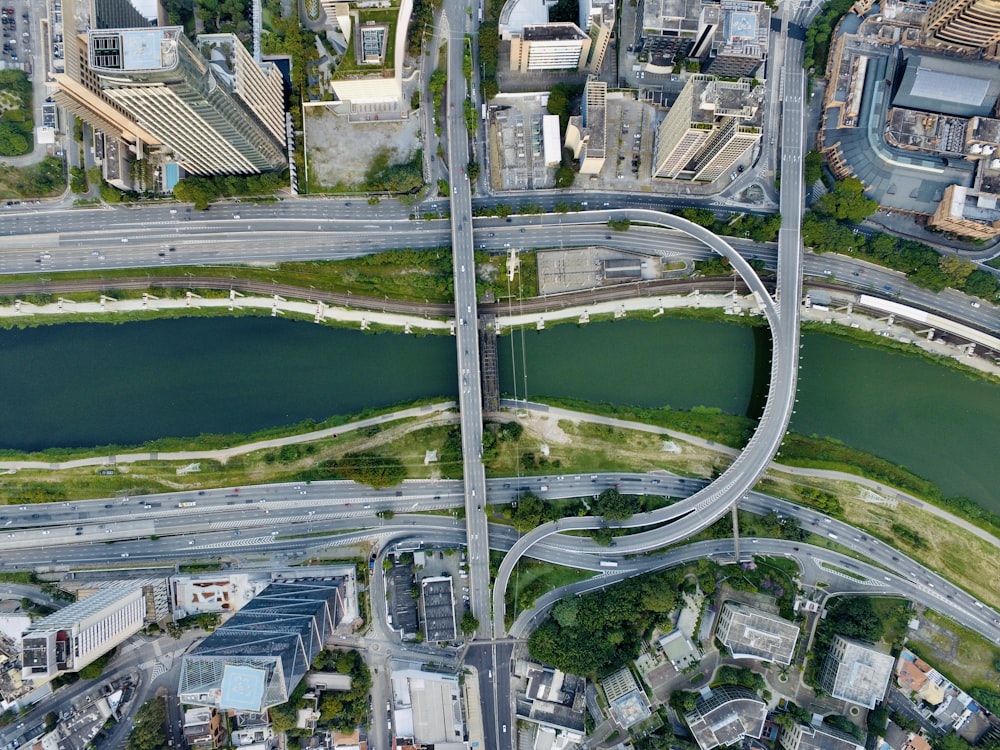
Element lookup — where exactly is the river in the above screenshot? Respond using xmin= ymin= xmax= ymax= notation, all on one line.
xmin=1 ymin=315 xmax=996 ymax=510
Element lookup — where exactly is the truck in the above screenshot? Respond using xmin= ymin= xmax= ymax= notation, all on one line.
xmin=827 ymin=532 xmax=838 ymax=540
xmin=599 ymin=560 xmax=619 ymax=568
xmin=177 ymin=501 xmax=197 ymax=508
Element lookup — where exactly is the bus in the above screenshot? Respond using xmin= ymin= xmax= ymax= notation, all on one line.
xmin=177 ymin=501 xmax=197 ymax=508
xmin=599 ymin=560 xmax=618 ymax=568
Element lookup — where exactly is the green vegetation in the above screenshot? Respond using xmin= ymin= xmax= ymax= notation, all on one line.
xmin=173 ymin=172 xmax=288 ymax=209
xmin=908 ymin=609 xmax=1000 ymax=692
xmin=478 ymin=22 xmax=500 ymax=99
xmin=608 ymin=218 xmax=631 ymax=231
xmin=813 ymin=177 xmax=877 ymax=223
xmin=364 ymin=148 xmax=423 ymax=194
xmin=406 ymin=0 xmax=442 ymax=56
xmin=310 ymin=649 xmax=372 ymax=732
xmin=69 ymin=166 xmax=88 ymax=194
xmin=0 ymin=71 xmax=34 ymax=156
xmin=803 ymin=150 xmax=824 ymax=186
xmin=713 ymin=665 xmax=765 ymax=692
xmin=532 ymin=396 xmax=758 ymax=449
xmin=802 ymin=211 xmax=1000 ymax=301
xmin=461 ymin=609 xmax=480 ymax=634
xmin=507 ymin=559 xmax=593 ymax=618
xmin=528 ymin=564 xmax=711 ymax=676
xmin=0 ymin=157 xmax=65 ymax=199
xmin=78 ymin=649 xmax=116 ymax=679
xmin=126 ymin=699 xmax=168 ymax=750
xmin=262 ymin=4 xmax=319 ymax=132
xmin=805 ymin=596 xmax=910 ymax=688
xmin=592 ymin=487 xmax=642 ymax=520
xmin=546 ymin=83 xmax=582 ymax=135
xmin=675 ymin=207 xmax=784 ymax=243
xmin=332 ymin=452 xmax=407 ymax=488
xmin=803 ymin=0 xmax=853 ymax=72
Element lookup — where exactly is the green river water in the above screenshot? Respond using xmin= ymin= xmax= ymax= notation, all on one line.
xmin=0 ymin=315 xmax=996 ymax=510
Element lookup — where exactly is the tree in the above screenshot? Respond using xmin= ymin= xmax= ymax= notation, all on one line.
xmin=804 ymin=150 xmax=824 ymax=186
xmin=939 ymin=255 xmax=976 ymax=287
xmin=461 ymin=609 xmax=480 ymax=635
xmin=69 ymin=166 xmax=88 ymax=193
xmin=467 ymin=160 xmax=481 ymax=181
xmin=813 ymin=178 xmax=878 ymax=223
xmin=511 ymin=493 xmax=544 ymax=532
xmin=592 ymin=488 xmax=640 ymax=521
xmin=555 ymin=164 xmax=575 ymax=188
xmin=126 ymin=699 xmax=168 ymax=750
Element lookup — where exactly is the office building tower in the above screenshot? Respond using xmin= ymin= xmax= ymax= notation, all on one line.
xmin=20 ymin=584 xmax=147 ymax=682
xmin=178 ymin=578 xmax=346 ymax=712
xmin=565 ymin=79 xmax=607 ymax=174
xmin=819 ymin=635 xmax=894 ymax=709
xmin=921 ymin=0 xmax=1000 ymax=53
xmin=88 ymin=27 xmax=286 ymax=175
xmin=653 ymin=74 xmax=762 ymax=180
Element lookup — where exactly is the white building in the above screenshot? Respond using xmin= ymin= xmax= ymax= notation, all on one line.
xmin=819 ymin=635 xmax=894 ymax=709
xmin=21 ymin=585 xmax=146 ymax=682
xmin=389 ymin=666 xmax=464 ymax=744
xmin=715 ymin=601 xmax=800 ymax=665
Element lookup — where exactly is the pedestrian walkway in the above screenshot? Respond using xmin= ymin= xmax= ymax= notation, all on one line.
xmin=0 ymin=401 xmax=457 ymax=471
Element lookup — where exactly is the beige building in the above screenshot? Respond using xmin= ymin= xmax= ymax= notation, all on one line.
xmin=929 ymin=184 xmax=1000 ymax=239
xmin=21 ymin=584 xmax=147 ymax=682
xmin=565 ymin=80 xmax=607 ymax=174
xmin=89 ymin=27 xmax=287 ymax=175
xmin=653 ymin=74 xmax=762 ymax=180
xmin=509 ymin=23 xmax=592 ymax=71
xmin=921 ymin=0 xmax=1000 ymax=53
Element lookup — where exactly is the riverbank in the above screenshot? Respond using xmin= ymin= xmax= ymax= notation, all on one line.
xmin=2 ymin=285 xmax=996 ymax=382
xmin=0 ymin=293 xmax=453 ymax=333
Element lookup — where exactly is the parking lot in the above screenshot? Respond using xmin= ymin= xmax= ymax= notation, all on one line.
xmin=1 ymin=4 xmax=31 ymax=67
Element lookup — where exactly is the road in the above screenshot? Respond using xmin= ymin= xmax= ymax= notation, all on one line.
xmin=441 ymin=0 xmax=493 ymax=643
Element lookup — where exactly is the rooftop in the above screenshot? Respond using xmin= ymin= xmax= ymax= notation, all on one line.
xmin=823 ymin=636 xmax=894 ymax=709
xmin=420 ymin=577 xmax=456 ymax=642
xmin=88 ymin=26 xmax=181 ymax=71
xmin=685 ymin=685 xmax=767 ymax=750
xmin=717 ymin=602 xmax=800 ymax=665
xmin=893 ymin=54 xmax=1000 ymax=118
xmin=522 ymin=22 xmax=588 ymax=41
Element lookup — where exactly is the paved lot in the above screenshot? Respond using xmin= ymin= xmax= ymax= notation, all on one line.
xmin=304 ymin=104 xmax=422 ymax=189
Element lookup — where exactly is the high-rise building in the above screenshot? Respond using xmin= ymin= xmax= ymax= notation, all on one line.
xmin=581 ymin=0 xmax=616 ymax=73
xmin=715 ymin=601 xmax=800 ymax=665
xmin=20 ymin=584 xmax=148 ymax=682
xmin=565 ymin=79 xmax=607 ymax=174
xmin=509 ymin=23 xmax=593 ymax=71
xmin=177 ymin=578 xmax=346 ymax=712
xmin=819 ymin=635 xmax=894 ymax=709
xmin=921 ymin=0 xmax=1000 ymax=53
xmin=88 ymin=27 xmax=286 ymax=175
xmin=50 ymin=0 xmax=167 ymax=187
xmin=653 ymin=74 xmax=762 ymax=180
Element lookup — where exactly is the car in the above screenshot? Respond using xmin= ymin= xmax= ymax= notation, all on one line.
xmin=731 ymin=172 xmax=737 ymax=179
xmin=41 ymin=530 xmax=49 ymax=535
xmin=120 ymin=552 xmax=129 ymax=557
xmin=503 ymin=725 xmax=507 ymax=733
xmin=158 ymin=251 xmax=165 ymax=257
xmin=971 ymin=301 xmax=981 ymax=308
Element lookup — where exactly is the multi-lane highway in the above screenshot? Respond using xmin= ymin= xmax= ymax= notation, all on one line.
xmin=442 ymin=0 xmax=493 ymax=641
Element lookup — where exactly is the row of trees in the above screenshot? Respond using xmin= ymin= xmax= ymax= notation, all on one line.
xmin=802 ymin=209 xmax=1000 ymax=300
xmin=173 ymin=172 xmax=288 ymax=209
xmin=802 ymin=0 xmax=853 ymax=72
xmin=676 ymin=207 xmax=784 ymax=244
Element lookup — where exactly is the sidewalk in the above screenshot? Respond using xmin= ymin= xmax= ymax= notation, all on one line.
xmin=0 ymin=401 xmax=457 ymax=470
